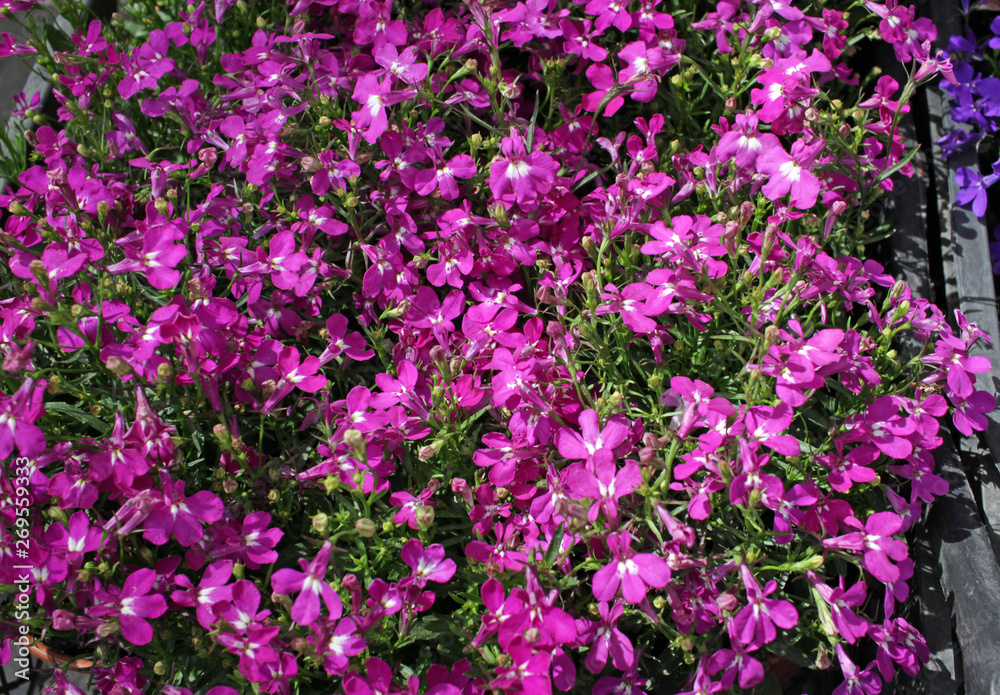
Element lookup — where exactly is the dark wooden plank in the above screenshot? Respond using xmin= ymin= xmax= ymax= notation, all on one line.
xmin=928 ymin=431 xmax=1000 ymax=695
xmin=926 ymin=0 xmax=1000 ymax=527
xmin=873 ymin=41 xmax=961 ymax=695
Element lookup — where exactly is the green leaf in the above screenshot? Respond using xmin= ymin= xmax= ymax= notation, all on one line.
xmin=44 ymin=402 xmax=110 ymax=435
xmin=544 ymin=522 xmax=566 ymax=565
xmin=752 ymin=667 xmax=784 ymax=695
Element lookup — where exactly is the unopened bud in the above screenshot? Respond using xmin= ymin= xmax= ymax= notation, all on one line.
xmin=343 ymin=429 xmax=365 ymax=450
xmin=415 ymin=505 xmax=435 ymax=527
xmin=451 ymin=478 xmax=474 ymax=506
xmin=419 ymin=440 xmax=444 ymax=461
xmin=312 ymin=512 xmax=329 ymax=535
xmin=763 ymin=325 xmax=780 ymax=348
xmin=489 ymin=202 xmax=509 ymax=228
xmin=157 ymin=362 xmax=173 ymax=381
xmin=105 ymin=356 xmax=132 ymax=375
xmin=355 ymin=518 xmax=376 ymax=538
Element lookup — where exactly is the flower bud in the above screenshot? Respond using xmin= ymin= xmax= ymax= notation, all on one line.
xmin=222 ymin=478 xmax=238 ymax=494
xmin=415 ymin=505 xmax=435 ymax=528
xmin=815 ymin=644 xmax=832 ymax=670
xmin=638 ymin=446 xmax=658 ymax=463
xmin=268 ymin=489 xmax=280 ymax=502
xmin=355 ymin=518 xmax=376 ymax=538
xmin=489 ymin=202 xmax=509 ymax=228
xmin=105 ymin=356 xmax=132 ymax=375
xmin=96 ymin=621 xmax=120 ymax=638
xmin=763 ymin=325 xmax=780 ymax=349
xmin=717 ymin=459 xmax=733 ymax=483
xmin=419 ymin=440 xmax=444 ymax=461
xmin=889 ymin=278 xmax=907 ymax=300
xmin=716 ymin=591 xmax=738 ymax=611
xmin=343 ymin=429 xmax=365 ymax=450
xmin=451 ymin=478 xmax=474 ymax=506
xmin=312 ymin=512 xmax=329 ymax=535
xmin=213 ymin=423 xmax=231 ymax=448
xmin=157 ymin=362 xmax=173 ymax=382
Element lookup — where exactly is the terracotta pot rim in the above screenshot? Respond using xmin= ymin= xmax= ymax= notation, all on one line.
xmin=27 ymin=639 xmax=95 ymax=671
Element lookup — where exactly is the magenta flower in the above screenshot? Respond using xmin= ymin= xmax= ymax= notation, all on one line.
xmin=171 ymin=561 xmax=235 ymax=629
xmin=238 ymin=231 xmax=309 ymax=291
xmin=350 ymin=76 xmax=415 ymax=143
xmin=414 ymin=154 xmax=477 ymax=200
xmin=314 ymin=617 xmax=366 ymax=676
xmin=823 ymin=511 xmax=909 ymax=583
xmin=88 ymin=569 xmax=168 ymax=645
xmin=555 ymin=408 xmax=630 ymax=467
xmin=832 ymin=643 xmax=881 ymax=695
xmin=730 ymin=564 xmax=799 ymax=650
xmin=592 ymin=530 xmax=670 ymax=604
xmin=566 ymin=458 xmax=641 ymax=527
xmin=596 ymin=282 xmax=663 ymax=333
xmin=401 ymin=539 xmax=456 ymax=587
xmin=208 ymin=511 xmax=284 ymax=569
xmin=214 ymin=580 xmax=270 ymax=633
xmin=44 ymin=511 xmax=104 ymax=568
xmin=869 ymin=617 xmax=930 ymax=680
xmin=143 ymin=472 xmax=224 ymax=546
xmin=809 ymin=572 xmax=870 ymax=644
xmin=490 ymin=637 xmax=553 ymax=695
xmin=271 ymin=541 xmax=343 ymax=624
xmin=757 ymin=137 xmax=823 ymax=210
xmin=706 ymin=627 xmax=764 ymax=690
xmin=581 ymin=601 xmax=634 ymax=674
xmin=582 ymin=63 xmax=626 ymax=117
xmin=107 ymin=230 xmax=188 ymax=289
xmin=950 ymin=389 xmax=996 ymax=436
xmin=374 ymin=44 xmax=428 ymax=85
xmin=0 ymin=378 xmax=46 ymax=459
xmin=216 ymin=625 xmax=281 ymax=680
xmin=488 ymin=128 xmax=560 ymax=205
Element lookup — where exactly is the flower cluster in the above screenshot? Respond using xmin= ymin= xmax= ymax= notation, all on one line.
xmin=936 ymin=7 xmax=1000 ymax=266
xmin=0 ymin=0 xmax=980 ymax=694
